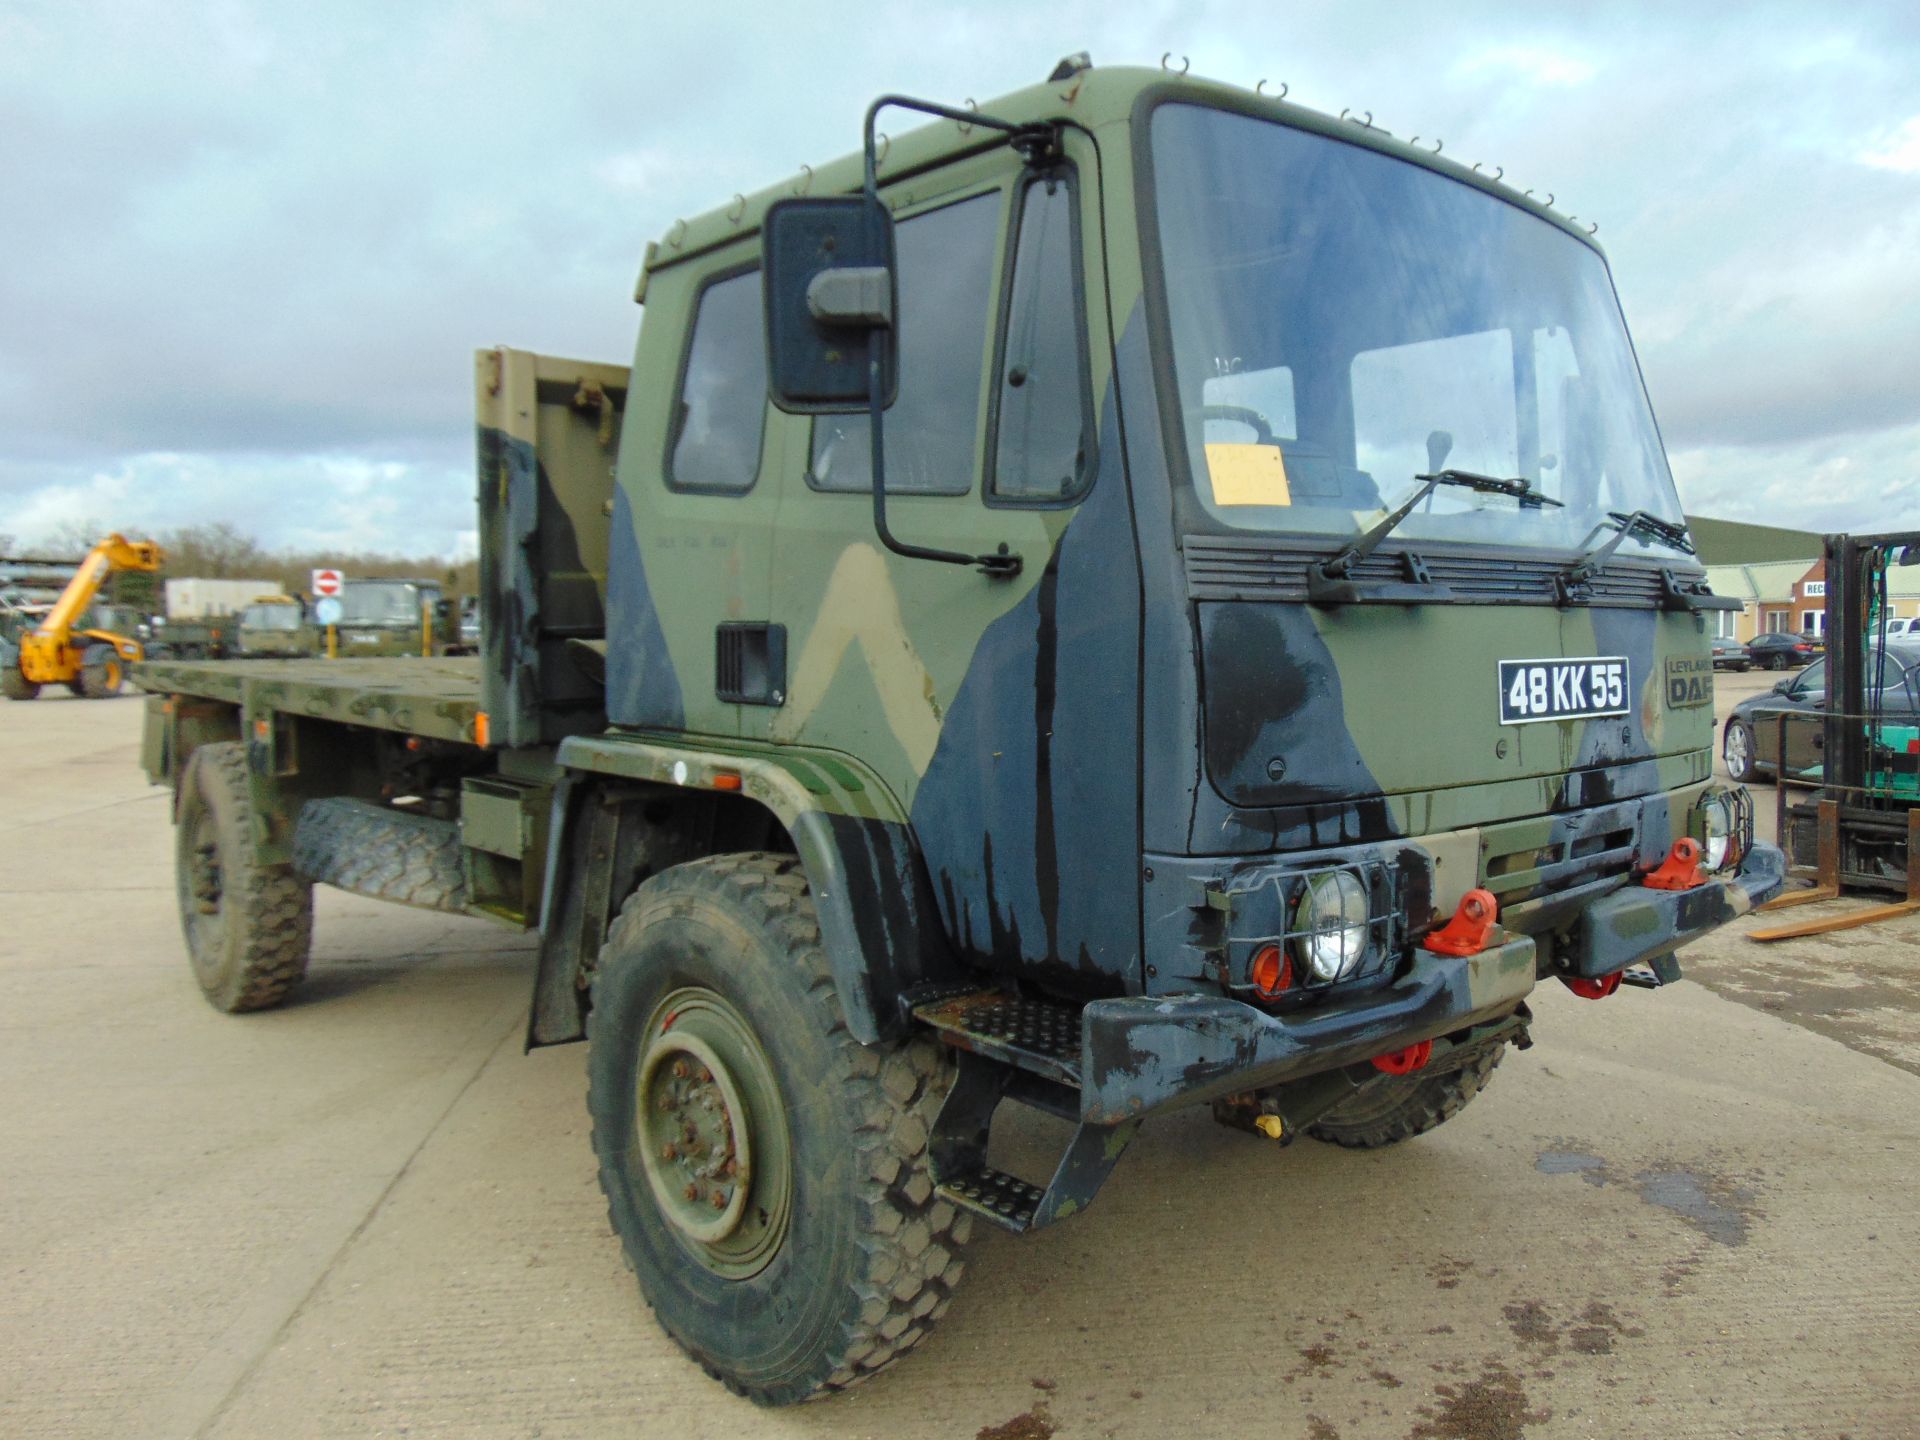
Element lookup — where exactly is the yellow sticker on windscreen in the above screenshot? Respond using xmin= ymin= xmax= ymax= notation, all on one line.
xmin=1204 ymin=443 xmax=1292 ymax=506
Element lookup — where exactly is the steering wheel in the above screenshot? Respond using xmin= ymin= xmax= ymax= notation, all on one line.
xmin=1199 ymin=403 xmax=1277 ymax=446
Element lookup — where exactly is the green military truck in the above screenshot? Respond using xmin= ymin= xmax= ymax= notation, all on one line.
xmin=136 ymin=59 xmax=1780 ymax=1405
xmin=235 ymin=595 xmax=315 ymax=657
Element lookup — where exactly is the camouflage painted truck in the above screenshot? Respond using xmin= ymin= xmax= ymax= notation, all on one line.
xmin=135 ymin=59 xmax=1781 ymax=1404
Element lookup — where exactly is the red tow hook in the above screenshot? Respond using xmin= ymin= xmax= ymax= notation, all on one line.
xmin=1561 ymin=972 xmax=1623 ymax=1000
xmin=1372 ymin=1040 xmax=1434 ymax=1074
xmin=1642 ymin=837 xmax=1707 ymax=891
xmin=1422 ymin=888 xmax=1499 ymax=957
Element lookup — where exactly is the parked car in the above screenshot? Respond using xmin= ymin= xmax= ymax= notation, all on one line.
xmin=1710 ymin=636 xmax=1751 ymax=672
xmin=1723 ymin=642 xmax=1920 ymax=781
xmin=1744 ymin=632 xmax=1819 ymax=671
xmin=1883 ymin=618 xmax=1914 ymax=640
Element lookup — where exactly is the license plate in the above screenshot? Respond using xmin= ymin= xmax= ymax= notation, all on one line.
xmin=1498 ymin=656 xmax=1630 ymax=725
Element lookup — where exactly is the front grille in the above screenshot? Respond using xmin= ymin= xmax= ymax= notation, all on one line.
xmin=1183 ymin=537 xmax=1686 ymax=607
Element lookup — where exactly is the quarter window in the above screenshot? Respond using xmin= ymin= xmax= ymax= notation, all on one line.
xmin=811 ymin=191 xmax=1001 ymax=495
xmin=991 ymin=176 xmax=1092 ymax=501
xmin=670 ymin=269 xmax=767 ymax=493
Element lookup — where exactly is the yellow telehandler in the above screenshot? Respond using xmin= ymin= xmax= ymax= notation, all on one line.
xmin=3 ymin=534 xmax=165 ymax=700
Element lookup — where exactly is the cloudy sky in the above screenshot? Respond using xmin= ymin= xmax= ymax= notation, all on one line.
xmin=3 ymin=0 xmax=1917 ymax=556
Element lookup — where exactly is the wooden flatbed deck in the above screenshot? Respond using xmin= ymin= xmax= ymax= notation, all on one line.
xmin=133 ymin=657 xmax=486 ymax=746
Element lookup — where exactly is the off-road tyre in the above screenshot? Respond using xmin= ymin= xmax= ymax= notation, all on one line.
xmin=1723 ymin=719 xmax=1758 ymax=782
xmin=2 ymin=665 xmax=38 ymax=700
xmin=1306 ymin=1043 xmax=1506 ymax=1149
xmin=77 ymin=643 xmax=126 ymax=698
xmin=176 ymin=742 xmax=314 ymax=1012
xmin=587 ymin=852 xmax=970 ymax=1406
xmin=292 ymin=797 xmax=469 ymax=913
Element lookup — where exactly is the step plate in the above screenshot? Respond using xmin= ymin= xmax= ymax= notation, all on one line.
xmin=913 ymin=992 xmax=1083 ymax=1086
xmin=936 ymin=1165 xmax=1045 ymax=1234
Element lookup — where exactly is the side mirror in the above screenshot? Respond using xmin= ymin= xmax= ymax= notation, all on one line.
xmin=762 ymin=195 xmax=897 ymax=413
xmin=1772 ymin=677 xmax=1793 ymax=694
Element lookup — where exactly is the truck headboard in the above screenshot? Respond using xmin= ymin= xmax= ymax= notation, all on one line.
xmin=475 ymin=347 xmax=626 ymax=748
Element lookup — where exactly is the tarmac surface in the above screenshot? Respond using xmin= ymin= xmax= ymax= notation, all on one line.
xmin=3 ymin=683 xmax=1916 ymax=1440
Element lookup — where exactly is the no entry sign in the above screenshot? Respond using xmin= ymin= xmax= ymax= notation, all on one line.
xmin=312 ymin=569 xmax=344 ymax=597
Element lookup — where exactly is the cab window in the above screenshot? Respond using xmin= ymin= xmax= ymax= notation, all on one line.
xmin=669 ymin=268 xmax=767 ymax=494
xmin=990 ymin=174 xmax=1093 ymax=503
xmin=810 ymin=191 xmax=1001 ymax=495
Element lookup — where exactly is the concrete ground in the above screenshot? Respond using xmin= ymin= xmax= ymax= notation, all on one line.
xmin=2 ymin=686 xmax=1916 ymax=1440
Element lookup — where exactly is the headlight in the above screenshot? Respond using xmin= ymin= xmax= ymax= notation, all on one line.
xmin=1701 ymin=804 xmax=1730 ymax=870
xmin=1293 ymin=870 xmax=1371 ymax=981
xmin=1694 ymin=788 xmax=1748 ymax=873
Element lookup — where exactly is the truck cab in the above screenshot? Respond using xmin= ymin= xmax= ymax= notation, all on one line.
xmin=545 ymin=64 xmax=1776 ymax=1041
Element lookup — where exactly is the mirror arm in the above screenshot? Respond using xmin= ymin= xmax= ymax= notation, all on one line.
xmin=857 ymin=95 xmax=1028 ymax=580
xmin=865 ymin=334 xmax=1021 ymax=577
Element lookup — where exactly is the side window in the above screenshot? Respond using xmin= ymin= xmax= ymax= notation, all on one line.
xmin=669 ymin=269 xmax=767 ymax=493
xmin=991 ymin=175 xmax=1093 ymax=502
xmin=811 ymin=191 xmax=1000 ymax=495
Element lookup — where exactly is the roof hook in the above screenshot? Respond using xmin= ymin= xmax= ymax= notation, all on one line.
xmin=957 ymin=99 xmax=975 ymax=136
xmin=666 ymin=218 xmax=686 ymax=249
xmin=726 ymin=194 xmax=745 ymax=223
xmin=1256 ymin=78 xmax=1287 ymax=98
xmin=1587 ymin=221 xmax=1599 ymax=235
xmin=1162 ymin=52 xmax=1189 ymax=74
xmin=792 ymin=164 xmax=813 ymax=196
xmin=875 ymin=132 xmax=891 ymax=167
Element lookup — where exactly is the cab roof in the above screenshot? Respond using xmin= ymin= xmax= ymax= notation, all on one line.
xmin=639 ymin=61 xmax=1600 ymax=291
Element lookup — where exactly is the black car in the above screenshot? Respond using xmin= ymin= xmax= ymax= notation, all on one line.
xmin=1744 ymin=632 xmax=1819 ymax=671
xmin=1723 ymin=643 xmax=1920 ymax=781
xmin=1710 ymin=636 xmax=1751 ymax=672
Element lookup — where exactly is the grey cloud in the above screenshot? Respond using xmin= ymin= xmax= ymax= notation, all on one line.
xmin=3 ymin=1 xmax=1918 ymax=550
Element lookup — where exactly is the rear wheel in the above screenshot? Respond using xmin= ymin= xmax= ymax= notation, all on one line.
xmin=1767 ymin=653 xmax=1787 ymax=671
xmin=175 ymin=742 xmax=313 ymax=1011
xmin=77 ymin=643 xmax=126 ymax=697
xmin=588 ymin=853 xmax=969 ymax=1404
xmin=1306 ymin=1043 xmax=1505 ymax=1149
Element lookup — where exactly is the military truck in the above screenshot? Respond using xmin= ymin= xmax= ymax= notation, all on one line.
xmin=324 ymin=576 xmax=448 ymax=656
xmin=135 ymin=59 xmax=1780 ymax=1405
xmin=236 ymin=595 xmax=315 ymax=657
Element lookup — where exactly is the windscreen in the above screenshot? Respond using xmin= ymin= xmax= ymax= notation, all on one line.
xmin=1150 ymin=104 xmax=1688 ymax=556
xmin=242 ymin=603 xmax=301 ymax=631
xmin=339 ymin=582 xmax=421 ymax=626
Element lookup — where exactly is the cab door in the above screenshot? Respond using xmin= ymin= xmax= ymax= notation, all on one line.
xmin=767 ymin=130 xmax=1140 ymax=990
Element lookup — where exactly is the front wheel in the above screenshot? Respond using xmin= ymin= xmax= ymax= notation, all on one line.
xmin=77 ymin=643 xmax=126 ymax=697
xmin=1723 ymin=719 xmax=1758 ymax=782
xmin=1 ymin=664 xmax=38 ymax=701
xmin=1307 ymin=1042 xmax=1505 ymax=1149
xmin=587 ymin=853 xmax=970 ymax=1405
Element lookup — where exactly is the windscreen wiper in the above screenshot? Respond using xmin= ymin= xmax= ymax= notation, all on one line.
xmin=1311 ymin=469 xmax=1564 ymax=600
xmin=1563 ymin=509 xmax=1695 ymax=586
xmin=1556 ymin=509 xmax=1739 ymax=611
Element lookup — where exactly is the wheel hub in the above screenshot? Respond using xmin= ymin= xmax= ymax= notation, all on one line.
xmin=639 ymin=1031 xmax=752 ymax=1244
xmin=634 ymin=987 xmax=792 ymax=1278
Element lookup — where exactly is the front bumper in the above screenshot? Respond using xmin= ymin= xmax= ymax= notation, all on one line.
xmin=1075 ymin=841 xmax=1784 ymax=1126
xmin=1562 ymin=840 xmax=1785 ymax=978
xmin=1078 ymin=931 xmax=1537 ymax=1124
